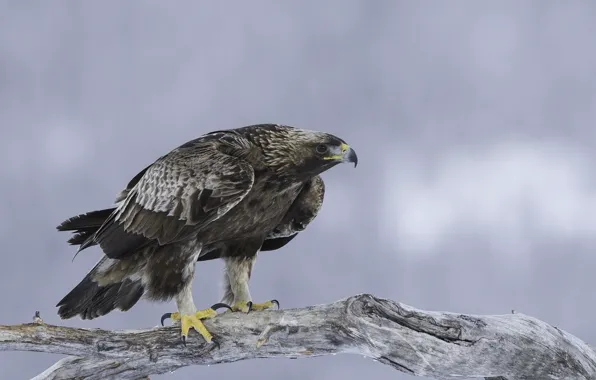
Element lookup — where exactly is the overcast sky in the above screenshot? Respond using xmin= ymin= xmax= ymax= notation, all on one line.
xmin=2 ymin=1 xmax=596 ymax=379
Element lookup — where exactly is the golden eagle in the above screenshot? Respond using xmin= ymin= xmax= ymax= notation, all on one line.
xmin=56 ymin=124 xmax=357 ymax=343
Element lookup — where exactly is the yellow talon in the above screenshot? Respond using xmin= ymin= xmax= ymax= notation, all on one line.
xmin=181 ymin=313 xmax=212 ymax=343
xmin=231 ymin=301 xmax=250 ymax=313
xmin=248 ymin=300 xmax=277 ymax=311
xmin=161 ymin=308 xmax=218 ymax=343
xmin=231 ymin=300 xmax=279 ymax=313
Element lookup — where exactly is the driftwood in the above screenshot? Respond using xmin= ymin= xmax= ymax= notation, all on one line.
xmin=0 ymin=294 xmax=594 ymax=380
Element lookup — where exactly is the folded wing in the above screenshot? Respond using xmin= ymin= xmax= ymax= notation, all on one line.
xmin=85 ymin=139 xmax=254 ymax=259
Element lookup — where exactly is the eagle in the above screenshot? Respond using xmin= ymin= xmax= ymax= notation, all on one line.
xmin=56 ymin=124 xmax=357 ymax=343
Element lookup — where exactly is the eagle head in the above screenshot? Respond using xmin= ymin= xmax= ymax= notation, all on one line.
xmin=244 ymin=124 xmax=358 ymax=178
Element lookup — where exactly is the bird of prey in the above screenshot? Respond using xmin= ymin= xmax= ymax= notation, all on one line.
xmin=56 ymin=124 xmax=357 ymax=343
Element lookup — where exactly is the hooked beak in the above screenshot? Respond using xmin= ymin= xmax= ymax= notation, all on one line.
xmin=323 ymin=143 xmax=358 ymax=167
xmin=340 ymin=143 xmax=358 ymax=167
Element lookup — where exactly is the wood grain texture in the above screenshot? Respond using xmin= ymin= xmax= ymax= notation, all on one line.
xmin=1 ymin=294 xmax=594 ymax=380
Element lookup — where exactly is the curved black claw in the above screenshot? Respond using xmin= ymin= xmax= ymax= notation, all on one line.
xmin=210 ymin=302 xmax=233 ymax=312
xmin=246 ymin=301 xmax=253 ymax=313
xmin=271 ymin=299 xmax=280 ymax=309
xmin=161 ymin=312 xmax=172 ymax=326
xmin=181 ymin=335 xmax=187 ymax=346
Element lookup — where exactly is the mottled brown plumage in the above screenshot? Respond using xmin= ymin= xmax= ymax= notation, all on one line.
xmin=56 ymin=124 xmax=357 ymax=342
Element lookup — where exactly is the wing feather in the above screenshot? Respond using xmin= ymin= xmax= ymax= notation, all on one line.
xmin=264 ymin=174 xmax=325 ymax=241
xmin=195 ymin=175 xmax=325 ymax=261
xmin=91 ymin=137 xmax=255 ymax=259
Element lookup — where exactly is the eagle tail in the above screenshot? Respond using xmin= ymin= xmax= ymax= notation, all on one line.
xmin=56 ymin=259 xmax=144 ymax=320
xmin=57 ymin=208 xmax=115 ymax=248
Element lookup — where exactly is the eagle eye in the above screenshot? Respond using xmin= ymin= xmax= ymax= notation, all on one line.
xmin=315 ymin=144 xmax=328 ymax=154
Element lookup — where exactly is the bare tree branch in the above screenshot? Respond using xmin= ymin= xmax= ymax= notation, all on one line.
xmin=1 ymin=294 xmax=594 ymax=380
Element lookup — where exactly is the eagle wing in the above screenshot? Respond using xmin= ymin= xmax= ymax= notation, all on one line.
xmin=86 ymin=137 xmax=255 ymax=259
xmin=261 ymin=174 xmax=325 ymax=250
xmin=195 ymin=175 xmax=325 ymax=262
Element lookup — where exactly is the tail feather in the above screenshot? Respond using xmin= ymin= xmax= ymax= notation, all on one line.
xmin=57 ymin=208 xmax=115 ymax=231
xmin=57 ymin=208 xmax=115 ymax=249
xmin=57 ymin=259 xmax=144 ymax=320
xmin=57 ymin=276 xmax=144 ymax=320
xmin=67 ymin=231 xmax=94 ymax=246
xmin=57 ymin=210 xmax=146 ymax=319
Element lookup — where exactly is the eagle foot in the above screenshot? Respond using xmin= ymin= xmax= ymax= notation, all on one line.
xmin=160 ymin=307 xmax=225 ymax=345
xmin=231 ymin=300 xmax=280 ymax=313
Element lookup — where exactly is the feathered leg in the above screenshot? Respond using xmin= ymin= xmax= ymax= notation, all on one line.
xmin=221 ymin=256 xmax=278 ymax=312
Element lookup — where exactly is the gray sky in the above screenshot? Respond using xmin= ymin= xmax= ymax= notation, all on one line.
xmin=2 ymin=1 xmax=596 ymax=379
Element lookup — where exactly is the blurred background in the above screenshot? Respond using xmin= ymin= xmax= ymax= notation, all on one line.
xmin=2 ymin=1 xmax=596 ymax=379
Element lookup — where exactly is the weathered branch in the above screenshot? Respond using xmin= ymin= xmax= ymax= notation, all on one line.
xmin=1 ymin=294 xmax=594 ymax=380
